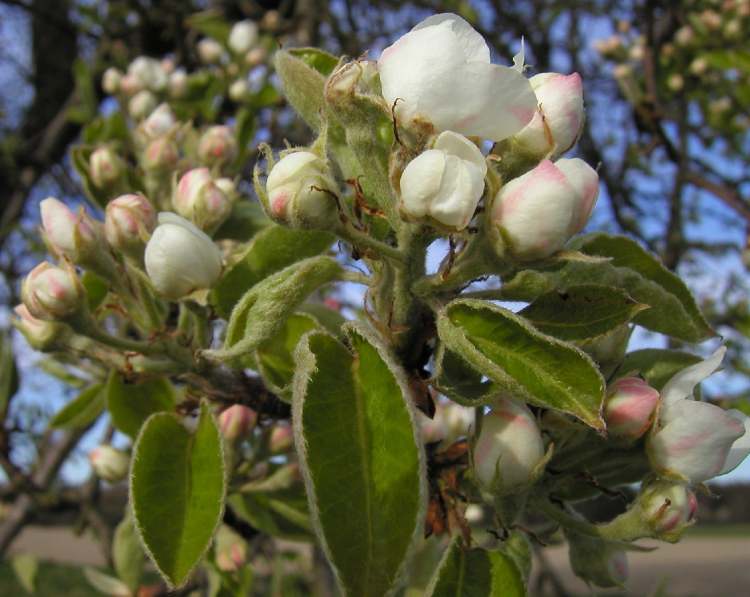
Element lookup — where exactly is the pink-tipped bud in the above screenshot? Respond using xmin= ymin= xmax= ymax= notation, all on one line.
xmin=118 ymin=73 xmax=142 ymax=96
xmin=89 ymin=446 xmax=130 ymax=483
xmin=173 ymin=168 xmax=232 ymax=232
xmin=105 ymin=194 xmax=157 ymax=259
xmin=127 ymin=56 xmax=167 ymax=92
xmin=40 ymin=197 xmax=100 ymax=263
xmin=604 ymin=377 xmax=660 ymax=440
xmin=245 ymin=47 xmax=268 ymax=67
xmin=142 ymin=137 xmax=179 ymax=171
xmin=89 ymin=146 xmax=125 ymax=189
xmin=22 ymin=262 xmax=82 ymax=321
xmin=218 ymin=405 xmax=257 ymax=441
xmin=269 ymin=423 xmax=293 ymax=454
xmin=638 ymin=480 xmax=697 ymax=540
xmin=197 ymin=125 xmax=238 ymax=167
xmin=142 ymin=103 xmax=176 ymax=139
xmin=13 ymin=304 xmax=64 ymax=350
xmin=214 ymin=525 xmax=247 ymax=572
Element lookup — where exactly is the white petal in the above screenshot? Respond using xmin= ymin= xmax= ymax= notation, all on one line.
xmin=399 ymin=150 xmax=447 ymax=219
xmin=555 ymin=158 xmax=599 ymax=234
xmin=719 ymin=409 xmax=750 ymax=475
xmin=512 ymin=38 xmax=526 ymax=72
xmin=660 ymin=346 xmax=727 ymax=415
xmin=651 ymin=399 xmax=745 ymax=483
xmin=412 ymin=13 xmax=490 ymax=63
xmin=433 ymin=131 xmax=487 ymax=175
xmin=429 ymin=156 xmax=484 ymax=229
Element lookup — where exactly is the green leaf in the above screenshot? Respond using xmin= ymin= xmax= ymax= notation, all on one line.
xmin=503 ymin=233 xmax=714 ymax=342
xmin=615 ymin=349 xmax=703 ymax=391
xmin=107 ymin=373 xmax=176 ymax=438
xmin=293 ymin=324 xmax=426 ymax=597
xmin=274 ymin=49 xmax=334 ymax=131
xmin=0 ymin=333 xmax=19 ymax=417
xmin=68 ymin=59 xmax=97 ymax=124
xmin=113 ymin=513 xmax=144 ymax=593
xmin=228 ymin=490 xmax=312 ymax=541
xmin=213 ymin=199 xmax=271 ymax=242
xmin=49 ymin=384 xmax=105 ymax=430
xmin=11 ymin=554 xmax=38 ymax=594
xmin=288 ymin=48 xmax=340 ymax=76
xmin=131 ymin=401 xmax=226 ymax=588
xmin=438 ymin=299 xmax=605 ymax=430
xmin=186 ymin=10 xmax=231 ymax=43
xmin=234 ymin=107 xmax=256 ymax=165
xmin=432 ymin=343 xmax=498 ymax=407
xmin=82 ymin=270 xmax=109 ymax=311
xmin=82 ymin=112 xmax=129 ymax=144
xmin=426 ymin=539 xmax=525 ymax=597
xmin=83 ymin=567 xmax=131 ymax=596
xmin=210 ymin=225 xmax=333 ymax=318
xmin=518 ymin=285 xmax=648 ymax=341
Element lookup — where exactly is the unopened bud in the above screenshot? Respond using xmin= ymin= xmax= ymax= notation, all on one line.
xmin=89 ymin=446 xmax=130 ymax=483
xmin=215 ymin=178 xmax=236 ymax=198
xmin=128 ymin=56 xmax=167 ymax=92
xmin=229 ymin=20 xmax=259 ymax=55
xmin=89 ymin=146 xmax=125 ymax=189
xmin=102 ymin=67 xmax=122 ymax=95
xmin=160 ymin=57 xmax=175 ymax=75
xmin=40 ymin=197 xmax=100 ymax=262
xmin=229 ymin=78 xmax=250 ymax=102
xmin=13 ymin=304 xmax=65 ymax=350
xmin=142 ymin=137 xmax=179 ymax=171
xmin=142 ymin=103 xmax=176 ymax=139
xmin=128 ymin=90 xmax=158 ymax=120
xmin=700 ymin=10 xmax=722 ymax=30
xmin=214 ymin=525 xmax=247 ymax=572
xmin=638 ymin=480 xmax=697 ymax=541
xmin=473 ymin=397 xmax=546 ymax=495
xmin=690 ymin=58 xmax=708 ymax=76
xmin=144 ymin=213 xmax=222 ymax=299
xmin=173 ymin=168 xmax=232 ymax=231
xmin=604 ymin=377 xmax=660 ymax=440
xmin=269 ymin=423 xmax=293 ymax=453
xmin=675 ymin=26 xmax=694 ymax=46
xmin=105 ymin=194 xmax=157 ymax=259
xmin=218 ymin=405 xmax=257 ymax=441
xmin=169 ymin=69 xmax=188 ymax=98
xmin=197 ymin=125 xmax=238 ymax=167
xmin=667 ymin=73 xmax=684 ymax=92
xmin=264 ymin=151 xmax=339 ymax=229
xmin=245 ymin=47 xmax=267 ymax=67
xmin=198 ymin=38 xmax=224 ymax=64
xmin=22 ymin=262 xmax=82 ymax=320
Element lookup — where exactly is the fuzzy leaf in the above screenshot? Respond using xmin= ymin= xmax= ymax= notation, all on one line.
xmin=293 ymin=325 xmax=426 ymax=596
xmin=131 ymin=401 xmax=225 ymax=588
xmin=438 ymin=300 xmax=605 ymax=430
xmin=107 ymin=373 xmax=176 ymax=438
xmin=274 ymin=49 xmax=336 ymax=131
xmin=11 ymin=554 xmax=37 ymax=594
xmin=49 ymin=384 xmax=105 ymax=430
xmin=83 ymin=568 xmax=131 ymax=596
xmin=113 ymin=513 xmax=144 ymax=593
xmin=228 ymin=490 xmax=312 ymax=542
xmin=432 ymin=343 xmax=498 ymax=407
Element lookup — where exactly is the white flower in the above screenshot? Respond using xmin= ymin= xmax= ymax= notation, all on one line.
xmin=228 ymin=20 xmax=259 ymax=55
xmin=142 ymin=103 xmax=176 ymax=138
xmin=198 ymin=38 xmax=224 ymax=64
xmin=128 ymin=56 xmax=167 ymax=92
xmin=491 ymin=157 xmax=599 ymax=260
xmin=648 ymin=347 xmax=750 ymax=484
xmin=229 ymin=78 xmax=250 ymax=102
xmin=144 ymin=213 xmax=222 ymax=299
xmin=128 ymin=90 xmax=158 ymax=120
xmin=399 ymin=131 xmax=487 ymax=230
xmin=377 ymin=13 xmax=536 ymax=141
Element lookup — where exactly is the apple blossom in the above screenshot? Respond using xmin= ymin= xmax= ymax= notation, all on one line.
xmin=22 ymin=262 xmax=82 ymax=320
xmin=491 ymin=157 xmax=599 ymax=260
xmin=198 ymin=38 xmax=224 ymax=64
xmin=89 ymin=446 xmax=130 ymax=483
xmin=89 ymin=146 xmax=124 ymax=189
xmin=142 ymin=137 xmax=179 ymax=171
xmin=215 ymin=177 xmax=236 ymax=198
xmin=228 ymin=20 xmax=258 ymax=55
xmin=127 ymin=56 xmax=167 ymax=92
xmin=197 ymin=125 xmax=238 ymax=167
xmin=245 ymin=47 xmax=267 ymax=67
xmin=173 ymin=167 xmax=232 ymax=231
xmin=513 ymin=72 xmax=585 ymax=158
xmin=378 ymin=13 xmax=536 ymax=141
xmin=142 ymin=103 xmax=176 ymax=138
xmin=144 ymin=213 xmax=222 ymax=299
xmin=40 ymin=197 xmax=100 ymax=262
xmin=604 ymin=377 xmax=660 ymax=440
xmin=419 ymin=402 xmax=474 ymax=445
xmin=637 ymin=480 xmax=697 ymax=539
xmin=229 ymin=78 xmax=250 ymax=102
xmin=168 ymin=68 xmax=188 ymax=98
xmin=648 ymin=347 xmax=750 ymax=484
xmin=218 ymin=405 xmax=257 ymax=441
xmin=105 ymin=194 xmax=157 ymax=259
xmin=102 ymin=67 xmax=122 ymax=94
xmin=473 ymin=396 xmax=545 ymax=493
xmin=264 ymin=151 xmax=339 ymax=229
xmin=118 ymin=73 xmax=142 ymax=96
xmin=128 ymin=90 xmax=158 ymax=120
xmin=399 ymin=130 xmax=487 ymax=230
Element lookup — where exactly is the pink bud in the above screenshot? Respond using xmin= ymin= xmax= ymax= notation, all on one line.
xmin=22 ymin=262 xmax=82 ymax=320
xmin=142 ymin=137 xmax=179 ymax=171
xmin=105 ymin=194 xmax=156 ymax=259
xmin=173 ymin=168 xmax=232 ymax=231
xmin=89 ymin=146 xmax=124 ymax=189
xmin=269 ymin=423 xmax=293 ymax=454
xmin=214 ymin=525 xmax=247 ymax=572
xmin=604 ymin=377 xmax=659 ymax=440
xmin=197 ymin=125 xmax=238 ymax=167
xmin=142 ymin=103 xmax=176 ymax=138
xmin=89 ymin=445 xmax=129 ymax=483
xmin=118 ymin=73 xmax=142 ymax=96
xmin=639 ymin=480 xmax=697 ymax=538
xmin=40 ymin=197 xmax=99 ymax=262
xmin=13 ymin=304 xmax=63 ymax=350
xmin=218 ymin=405 xmax=257 ymax=441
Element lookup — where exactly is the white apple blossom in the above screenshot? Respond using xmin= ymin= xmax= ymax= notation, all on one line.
xmin=378 ymin=13 xmax=536 ymax=141
xmin=648 ymin=347 xmax=750 ymax=484
xmin=127 ymin=56 xmax=167 ymax=92
xmin=399 ymin=130 xmax=487 ymax=230
xmin=228 ymin=20 xmax=259 ymax=55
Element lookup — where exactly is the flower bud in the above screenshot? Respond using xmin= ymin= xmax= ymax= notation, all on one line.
xmin=169 ymin=69 xmax=188 ymax=98
xmin=105 ymin=194 xmax=157 ymax=259
xmin=160 ymin=57 xmax=175 ymax=75
xmin=128 ymin=90 xmax=158 ymax=120
xmin=144 ymin=213 xmax=222 ymax=299
xmin=198 ymin=38 xmax=224 ymax=64
xmin=473 ymin=397 xmax=545 ymax=494
xmin=215 ymin=177 xmax=236 ymax=198
xmin=218 ymin=405 xmax=257 ymax=441
xmin=513 ymin=72 xmax=584 ymax=158
xmin=491 ymin=158 xmax=599 ymax=260
xmin=675 ymin=26 xmax=694 ymax=46
xmin=228 ymin=20 xmax=258 ymax=55
xmin=567 ymin=531 xmax=628 ymax=588
xmin=142 ymin=103 xmax=176 ymax=139
xmin=89 ymin=146 xmax=125 ymax=189
xmin=399 ymin=130 xmax=488 ymax=231
xmin=40 ymin=197 xmax=100 ymax=262
xmin=265 ymin=151 xmax=339 ymax=229
xmin=142 ymin=137 xmax=179 ymax=171
xmin=690 ymin=58 xmax=708 ymax=76
xmin=102 ymin=67 xmax=122 ymax=95
xmin=128 ymin=56 xmax=167 ymax=92
xmin=229 ymin=78 xmax=250 ymax=102
xmin=13 ymin=304 xmax=65 ymax=350
xmin=637 ymin=480 xmax=697 ymax=540
xmin=89 ymin=446 xmax=130 ymax=483
xmin=667 ymin=73 xmax=684 ymax=92
xmin=22 ymin=262 xmax=82 ymax=320
xmin=269 ymin=423 xmax=293 ymax=454
xmin=197 ymin=125 xmax=238 ymax=167
xmin=245 ymin=47 xmax=267 ymax=67
xmin=173 ymin=168 xmax=232 ymax=232
xmin=604 ymin=377 xmax=660 ymax=441
xmin=214 ymin=525 xmax=247 ymax=572
xmin=420 ymin=402 xmax=474 ymax=445
xmin=118 ymin=73 xmax=141 ymax=96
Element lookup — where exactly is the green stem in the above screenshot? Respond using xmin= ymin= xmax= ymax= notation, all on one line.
xmin=335 ymin=221 xmax=406 ymax=264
